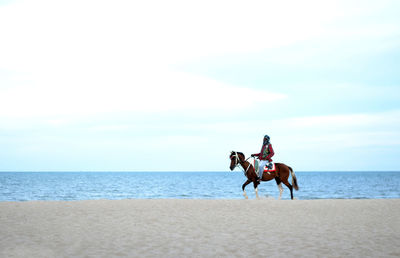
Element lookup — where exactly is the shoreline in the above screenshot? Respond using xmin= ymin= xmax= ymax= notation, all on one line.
xmin=2 ymin=197 xmax=400 ymax=203
xmin=1 ymin=199 xmax=399 ymax=257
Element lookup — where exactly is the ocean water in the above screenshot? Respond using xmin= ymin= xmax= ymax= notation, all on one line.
xmin=0 ymin=172 xmax=399 ymax=201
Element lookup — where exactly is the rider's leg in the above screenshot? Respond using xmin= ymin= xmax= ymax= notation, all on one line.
xmin=258 ymin=160 xmax=267 ymax=180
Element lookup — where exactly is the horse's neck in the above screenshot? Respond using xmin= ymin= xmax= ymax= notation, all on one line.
xmin=240 ymin=160 xmax=251 ymax=171
xmin=241 ymin=160 xmax=256 ymax=178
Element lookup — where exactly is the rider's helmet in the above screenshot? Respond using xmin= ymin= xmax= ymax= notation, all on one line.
xmin=263 ymin=135 xmax=270 ymax=144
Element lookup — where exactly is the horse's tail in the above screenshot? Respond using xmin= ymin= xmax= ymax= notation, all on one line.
xmin=288 ymin=166 xmax=299 ymax=191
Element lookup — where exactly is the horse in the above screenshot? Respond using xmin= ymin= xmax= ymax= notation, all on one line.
xmin=229 ymin=151 xmax=299 ymax=200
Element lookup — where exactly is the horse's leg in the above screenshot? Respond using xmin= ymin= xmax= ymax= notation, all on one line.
xmin=253 ymin=181 xmax=260 ymax=199
xmin=274 ymin=177 xmax=283 ymax=200
xmin=281 ymin=179 xmax=294 ymax=200
xmin=242 ymin=180 xmax=251 ymax=199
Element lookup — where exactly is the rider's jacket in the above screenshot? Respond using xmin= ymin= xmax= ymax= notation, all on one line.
xmin=255 ymin=143 xmax=275 ymax=162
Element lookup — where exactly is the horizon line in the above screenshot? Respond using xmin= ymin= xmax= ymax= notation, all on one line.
xmin=1 ymin=170 xmax=400 ymax=173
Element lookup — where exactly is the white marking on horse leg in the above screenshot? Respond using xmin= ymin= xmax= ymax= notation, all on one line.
xmin=243 ymin=190 xmax=248 ymax=199
xmin=255 ymin=187 xmax=260 ymax=199
xmin=278 ymin=183 xmax=283 ymax=200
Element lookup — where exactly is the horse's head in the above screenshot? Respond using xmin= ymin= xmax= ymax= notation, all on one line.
xmin=229 ymin=151 xmax=245 ymax=171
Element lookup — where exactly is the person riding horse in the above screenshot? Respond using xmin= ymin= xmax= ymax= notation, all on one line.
xmin=251 ymin=135 xmax=275 ymax=181
xmin=229 ymin=150 xmax=298 ymax=200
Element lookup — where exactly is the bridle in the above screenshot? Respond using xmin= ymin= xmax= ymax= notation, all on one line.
xmin=230 ymin=151 xmax=252 ymax=176
xmin=230 ymin=152 xmax=240 ymax=167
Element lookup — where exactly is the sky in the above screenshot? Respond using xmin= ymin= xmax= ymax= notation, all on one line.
xmin=0 ymin=0 xmax=399 ymax=171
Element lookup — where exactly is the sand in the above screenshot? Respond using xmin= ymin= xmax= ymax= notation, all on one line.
xmin=1 ymin=199 xmax=399 ymax=258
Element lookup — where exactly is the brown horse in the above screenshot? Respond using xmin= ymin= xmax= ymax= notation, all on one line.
xmin=229 ymin=151 xmax=299 ymax=199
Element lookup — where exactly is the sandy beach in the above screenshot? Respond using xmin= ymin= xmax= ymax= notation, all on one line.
xmin=1 ymin=199 xmax=399 ymax=258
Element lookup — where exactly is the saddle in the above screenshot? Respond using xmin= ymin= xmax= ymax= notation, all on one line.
xmin=254 ymin=160 xmax=277 ymax=177
xmin=263 ymin=163 xmax=276 ymax=172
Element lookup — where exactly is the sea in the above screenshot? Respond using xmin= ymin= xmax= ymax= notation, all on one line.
xmin=0 ymin=171 xmax=399 ymax=201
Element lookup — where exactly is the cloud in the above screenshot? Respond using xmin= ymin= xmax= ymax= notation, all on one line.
xmin=268 ymin=110 xmax=400 ymax=152
xmin=0 ymin=68 xmax=287 ymax=118
xmin=1 ymin=0 xmax=375 ymax=71
xmin=180 ymin=110 xmax=400 ymax=152
xmin=1 ymin=0 xmax=399 ymax=171
xmin=1 ymin=0 xmax=298 ymax=119
xmin=0 ymin=0 xmax=395 ymax=119
xmin=281 ymin=112 xmax=400 ymax=130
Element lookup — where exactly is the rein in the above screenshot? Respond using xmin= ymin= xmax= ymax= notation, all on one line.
xmin=231 ymin=152 xmax=253 ymax=176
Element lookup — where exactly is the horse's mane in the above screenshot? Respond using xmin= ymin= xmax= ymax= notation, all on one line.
xmin=231 ymin=151 xmax=245 ymax=160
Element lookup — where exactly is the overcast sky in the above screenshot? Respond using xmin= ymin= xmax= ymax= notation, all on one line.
xmin=0 ymin=0 xmax=399 ymax=171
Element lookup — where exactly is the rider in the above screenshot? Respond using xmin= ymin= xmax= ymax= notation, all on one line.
xmin=251 ymin=135 xmax=275 ymax=181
